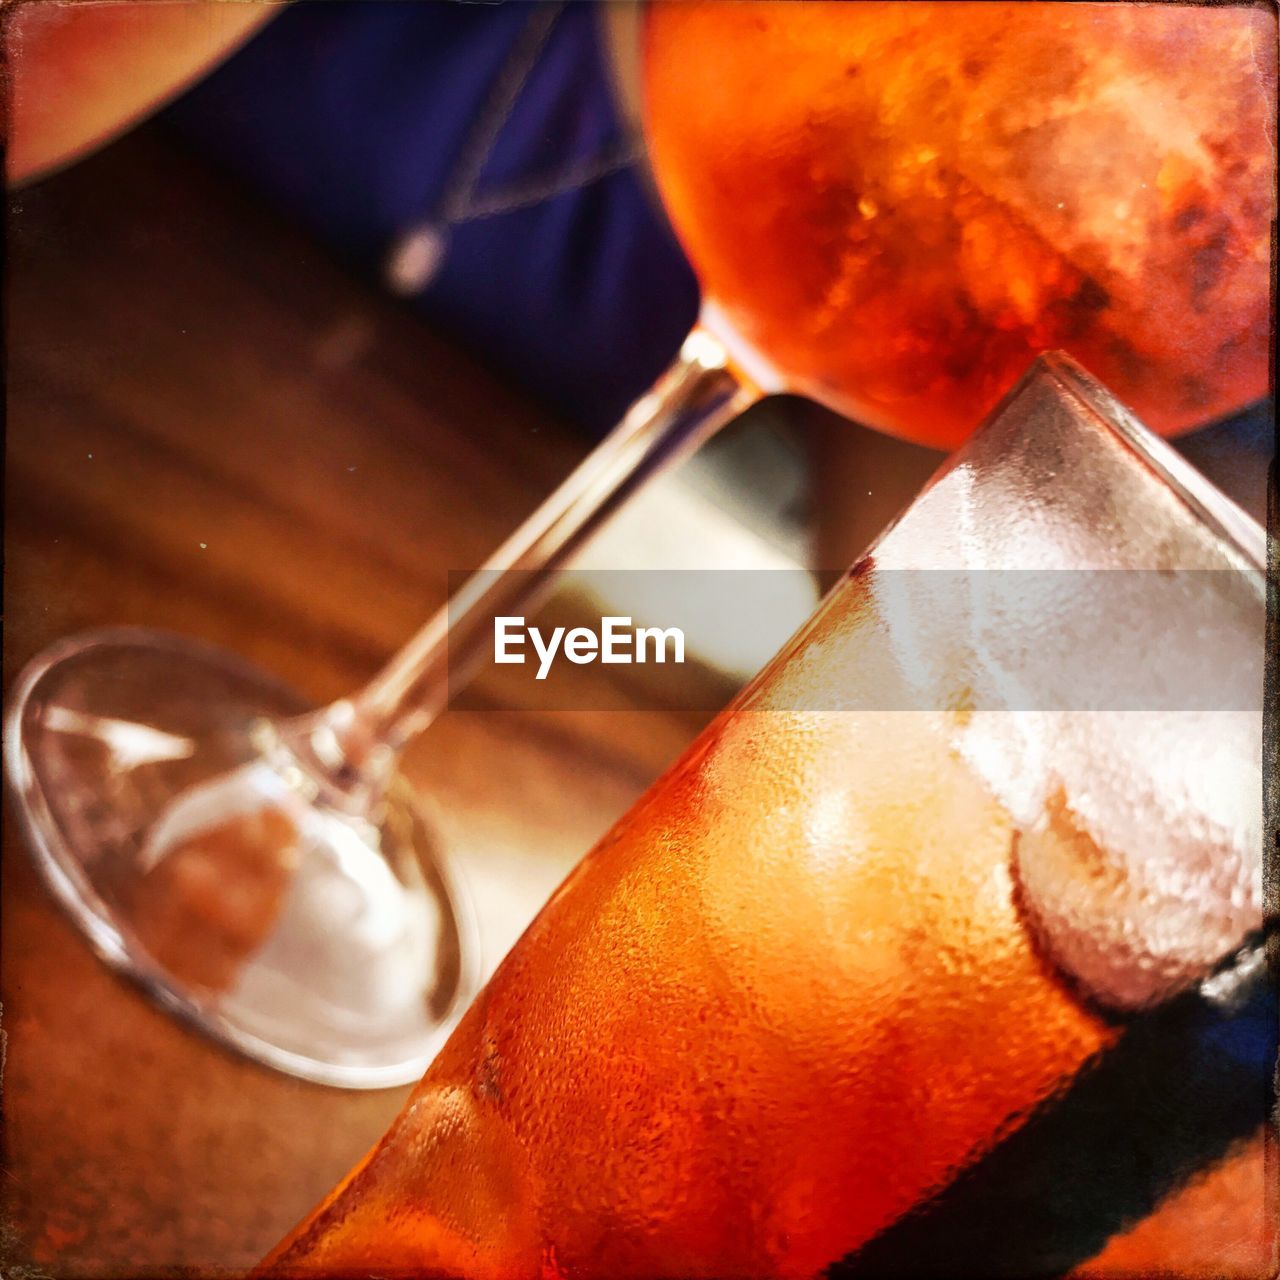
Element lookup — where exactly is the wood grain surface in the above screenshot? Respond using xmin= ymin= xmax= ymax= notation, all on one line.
xmin=2 ymin=126 xmax=714 ymax=1276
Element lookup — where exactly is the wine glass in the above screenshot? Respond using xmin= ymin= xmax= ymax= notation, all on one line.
xmin=5 ymin=1 xmax=1273 ymax=1086
xmin=256 ymin=355 xmax=1269 ymax=1278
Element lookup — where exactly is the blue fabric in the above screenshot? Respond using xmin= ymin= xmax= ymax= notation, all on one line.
xmin=1199 ymin=968 xmax=1278 ymax=1072
xmin=164 ymin=1 xmax=700 ymax=434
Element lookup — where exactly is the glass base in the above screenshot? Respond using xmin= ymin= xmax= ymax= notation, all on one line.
xmin=4 ymin=627 xmax=479 ymax=1089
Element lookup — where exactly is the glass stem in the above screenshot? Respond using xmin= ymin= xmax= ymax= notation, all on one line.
xmin=288 ymin=324 xmax=756 ymax=805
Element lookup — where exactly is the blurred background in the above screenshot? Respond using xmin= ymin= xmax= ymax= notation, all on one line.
xmin=2 ymin=2 xmax=1273 ymax=1275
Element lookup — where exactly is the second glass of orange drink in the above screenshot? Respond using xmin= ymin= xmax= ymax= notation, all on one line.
xmin=260 ymin=354 xmax=1268 ymax=1277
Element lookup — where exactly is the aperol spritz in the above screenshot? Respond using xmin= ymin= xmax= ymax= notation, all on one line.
xmin=645 ymin=1 xmax=1275 ymax=446
xmin=260 ymin=358 xmax=1267 ymax=1278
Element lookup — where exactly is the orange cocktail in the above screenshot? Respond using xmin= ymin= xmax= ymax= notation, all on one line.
xmin=261 ymin=359 xmax=1266 ymax=1278
xmin=645 ymin=1 xmax=1275 ymax=447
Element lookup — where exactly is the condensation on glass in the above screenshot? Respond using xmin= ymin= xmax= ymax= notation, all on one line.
xmin=259 ymin=355 xmax=1269 ymax=1280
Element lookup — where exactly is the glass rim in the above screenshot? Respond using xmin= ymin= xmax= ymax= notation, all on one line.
xmin=1029 ymin=352 xmax=1268 ymax=576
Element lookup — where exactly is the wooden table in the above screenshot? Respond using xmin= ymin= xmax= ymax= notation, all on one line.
xmin=2 ymin=127 xmax=714 ymax=1275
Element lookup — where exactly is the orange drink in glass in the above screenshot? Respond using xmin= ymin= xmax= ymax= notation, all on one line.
xmin=261 ymin=358 xmax=1268 ymax=1278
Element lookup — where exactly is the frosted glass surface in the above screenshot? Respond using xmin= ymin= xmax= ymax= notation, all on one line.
xmin=263 ymin=356 xmax=1268 ymax=1278
xmin=866 ymin=359 xmax=1263 ymax=1008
